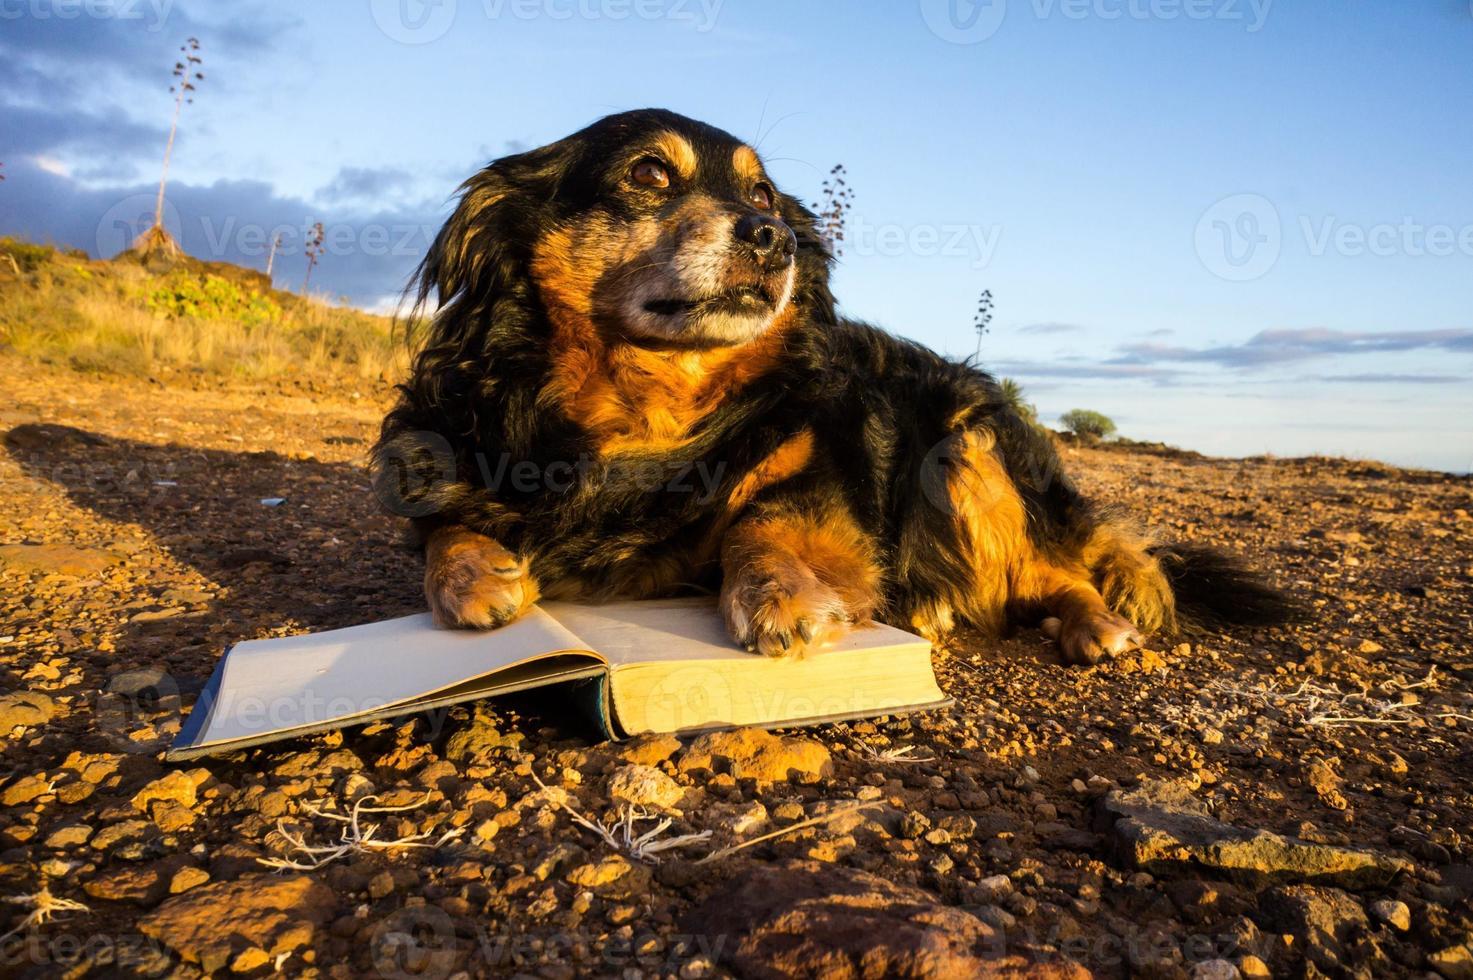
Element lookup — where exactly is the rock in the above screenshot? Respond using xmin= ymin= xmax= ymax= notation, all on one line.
xmin=1430 ymin=945 xmax=1473 ymax=980
xmin=45 ymin=823 xmax=94 ymax=848
xmin=970 ymin=874 xmax=1013 ymax=903
xmin=2 ymin=773 xmax=54 ymax=805
xmin=1368 ymin=898 xmax=1410 ymax=931
xmin=708 ymin=801 xmax=768 ymax=837
xmin=566 ymin=854 xmax=650 ymax=900
xmin=678 ymin=727 xmax=832 ymax=783
xmin=169 ymin=867 xmax=210 ymax=894
xmin=0 ymin=692 xmax=56 ymax=732
xmin=444 ymin=708 xmax=524 ymax=761
xmin=1100 ymin=778 xmax=1412 ymax=886
xmin=686 ymin=859 xmax=1000 ymax=978
xmin=1305 ymin=758 xmax=1349 ymax=811
xmin=230 ymin=947 xmax=272 ymax=972
xmin=84 ymin=865 xmax=168 ymax=905
xmin=132 ymin=771 xmax=199 ymax=812
xmin=1237 ymin=954 xmax=1271 ymax=978
xmin=0 ymin=542 xmax=122 ymax=577
xmin=618 ymin=734 xmax=683 ymax=766
xmin=607 ymin=764 xmax=684 ymax=810
xmin=1191 ymin=959 xmax=1241 ymax=980
xmin=1261 ymin=884 xmax=1370 ymax=975
xmin=138 ymin=875 xmax=335 ymax=974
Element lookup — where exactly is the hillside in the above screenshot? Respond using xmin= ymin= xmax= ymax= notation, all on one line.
xmin=0 ymin=237 xmax=407 ymax=382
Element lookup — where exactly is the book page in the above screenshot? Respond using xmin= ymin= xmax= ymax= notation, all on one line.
xmin=194 ymin=608 xmax=595 ymax=747
xmin=543 ymin=596 xmax=926 ymax=665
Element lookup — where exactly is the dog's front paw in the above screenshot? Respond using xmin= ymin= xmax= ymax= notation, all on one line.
xmin=424 ymin=527 xmax=539 ymax=629
xmin=720 ymin=561 xmax=856 ymax=658
xmin=1043 ymin=609 xmax=1142 ymax=665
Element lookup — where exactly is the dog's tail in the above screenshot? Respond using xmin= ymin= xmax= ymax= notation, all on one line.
xmin=1151 ymin=543 xmax=1304 ymax=632
xmin=1084 ymin=523 xmax=1302 ymax=635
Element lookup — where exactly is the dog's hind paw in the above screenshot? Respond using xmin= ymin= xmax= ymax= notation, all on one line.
xmin=424 ymin=527 xmax=539 ymax=630
xmin=1043 ymin=609 xmax=1142 ymax=665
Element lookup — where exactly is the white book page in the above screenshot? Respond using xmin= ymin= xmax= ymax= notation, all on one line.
xmin=542 ymin=596 xmax=928 ymax=667
xmin=198 ymin=608 xmax=589 ymax=746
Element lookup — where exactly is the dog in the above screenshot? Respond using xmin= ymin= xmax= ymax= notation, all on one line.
xmin=372 ymin=108 xmax=1293 ymax=664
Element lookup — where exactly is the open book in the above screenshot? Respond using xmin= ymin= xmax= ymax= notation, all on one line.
xmin=166 ymin=597 xmax=948 ymax=760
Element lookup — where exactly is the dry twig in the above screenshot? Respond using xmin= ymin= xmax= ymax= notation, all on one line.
xmin=258 ymin=793 xmax=463 ymax=871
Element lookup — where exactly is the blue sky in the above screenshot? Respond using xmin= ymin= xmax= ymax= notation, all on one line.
xmin=4 ymin=0 xmax=1472 ymax=471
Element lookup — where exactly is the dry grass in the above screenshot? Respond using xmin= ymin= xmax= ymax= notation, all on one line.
xmin=0 ymin=237 xmax=409 ymax=381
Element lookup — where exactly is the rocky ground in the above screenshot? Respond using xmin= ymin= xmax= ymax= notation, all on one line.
xmin=0 ymin=356 xmax=1470 ymax=978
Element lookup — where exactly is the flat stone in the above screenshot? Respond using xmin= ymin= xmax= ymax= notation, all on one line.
xmin=1101 ymin=778 xmax=1412 ymax=887
xmin=0 ymin=543 xmax=122 ymax=577
xmin=138 ymin=874 xmax=335 ymax=974
xmin=0 ymin=692 xmax=56 ymax=731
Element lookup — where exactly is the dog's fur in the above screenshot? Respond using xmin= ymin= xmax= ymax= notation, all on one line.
xmin=373 ymin=109 xmax=1294 ymax=663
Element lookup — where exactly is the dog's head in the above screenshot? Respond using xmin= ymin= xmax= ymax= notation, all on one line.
xmin=418 ymin=109 xmax=834 ymax=349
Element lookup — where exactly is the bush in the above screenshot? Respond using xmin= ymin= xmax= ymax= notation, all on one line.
xmin=1060 ymin=409 xmax=1117 ymax=442
xmin=0 ymin=237 xmax=56 ymax=273
xmin=997 ymin=377 xmax=1038 ymax=423
xmin=147 ymin=272 xmax=281 ymax=327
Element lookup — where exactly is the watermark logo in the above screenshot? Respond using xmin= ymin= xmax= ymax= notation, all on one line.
xmin=371 ymin=430 xmax=458 ymax=519
xmin=0 ymin=0 xmax=175 ymax=31
xmin=92 ymin=668 xmax=182 ymax=754
xmin=371 ymin=0 xmax=458 ymax=44
xmin=370 ymin=905 xmax=459 ymax=980
xmin=1194 ymin=193 xmax=1281 ymax=281
xmin=920 ymin=0 xmax=1271 ymax=44
xmin=920 ymin=0 xmax=1007 ymax=43
xmin=848 ymin=214 xmax=1002 ymax=269
xmin=95 ymin=194 xmax=181 ymax=259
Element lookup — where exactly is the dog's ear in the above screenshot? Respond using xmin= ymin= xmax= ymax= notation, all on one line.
xmin=781 ymin=195 xmax=837 ymax=325
xmin=412 ymin=139 xmax=578 ymax=316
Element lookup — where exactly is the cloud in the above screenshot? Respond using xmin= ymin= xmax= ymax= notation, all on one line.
xmin=1309 ymin=373 xmax=1465 ymax=385
xmin=989 ymin=359 xmax=1181 ymax=382
xmin=3 ymin=157 xmax=449 ymax=307
xmin=1111 ymin=328 xmax=1473 ymax=368
xmin=0 ymin=100 xmax=163 ymax=160
xmin=317 ymin=166 xmax=417 ymax=205
xmin=1017 ymin=322 xmax=1083 ymax=335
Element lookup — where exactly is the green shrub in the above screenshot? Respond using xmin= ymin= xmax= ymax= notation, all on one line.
xmin=0 ymin=237 xmax=56 ymax=273
xmin=147 ymin=272 xmax=281 ymax=327
xmin=1060 ymin=409 xmax=1117 ymax=442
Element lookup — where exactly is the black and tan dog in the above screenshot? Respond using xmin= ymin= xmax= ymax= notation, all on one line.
xmin=373 ymin=108 xmax=1292 ymax=664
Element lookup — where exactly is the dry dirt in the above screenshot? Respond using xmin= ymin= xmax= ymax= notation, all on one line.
xmin=1 ymin=358 xmax=1470 ymax=978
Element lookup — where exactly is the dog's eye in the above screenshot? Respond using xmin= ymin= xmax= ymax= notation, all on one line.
xmin=631 ymin=158 xmax=670 ymax=189
xmin=749 ymin=183 xmax=774 ymax=211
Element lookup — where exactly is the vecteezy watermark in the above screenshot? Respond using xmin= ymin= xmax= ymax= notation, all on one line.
xmin=919 ymin=0 xmax=1008 ymax=42
xmin=92 ymin=195 xmax=438 ymax=265
xmin=847 ymin=214 xmax=1002 ymax=270
xmin=371 ymin=431 xmax=730 ymax=518
xmin=370 ymin=914 xmax=729 ymax=980
xmin=371 ymin=0 xmax=723 ymax=44
xmin=919 ymin=0 xmax=1272 ymax=44
xmin=0 ymin=0 xmax=174 ymax=31
xmin=1195 ymin=192 xmax=1473 ymax=281
xmin=1 ymin=929 xmax=172 ymax=972
xmin=1194 ymin=193 xmax=1281 ymax=281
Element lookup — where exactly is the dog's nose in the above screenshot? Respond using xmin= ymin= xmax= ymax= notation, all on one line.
xmin=734 ymin=213 xmax=797 ymax=268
